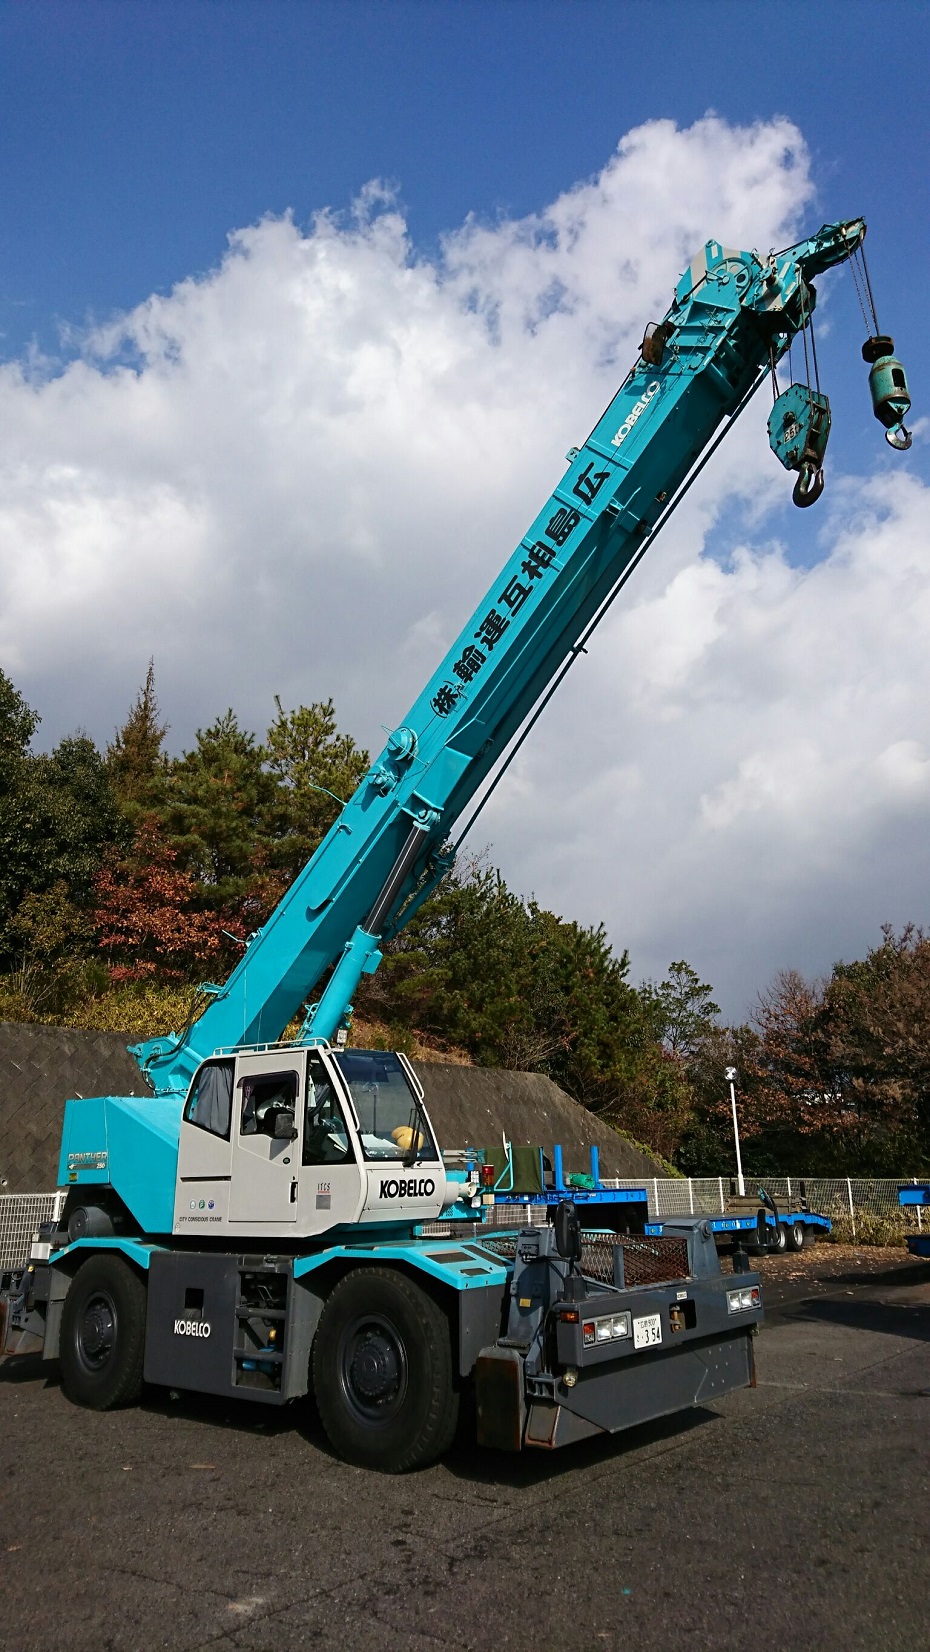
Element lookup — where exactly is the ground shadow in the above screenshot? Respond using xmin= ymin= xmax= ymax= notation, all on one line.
xmin=439 ymin=1401 xmax=717 ymax=1489
xmin=0 ymin=1352 xmax=66 ymax=1393
xmin=779 ymin=1292 xmax=930 ymax=1346
xmin=136 ymin=1380 xmax=722 ymax=1485
xmin=827 ymin=1258 xmax=930 ymax=1291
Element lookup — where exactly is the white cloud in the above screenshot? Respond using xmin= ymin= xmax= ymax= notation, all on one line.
xmin=1 ymin=113 xmax=926 ymax=1016
xmin=480 ymin=471 xmax=930 ymax=1012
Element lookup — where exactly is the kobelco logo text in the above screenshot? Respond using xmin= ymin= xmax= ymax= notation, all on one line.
xmin=611 ymin=382 xmax=660 ymax=448
xmin=173 ymin=1318 xmax=211 ymax=1338
xmin=379 ymin=1178 xmax=436 ymax=1200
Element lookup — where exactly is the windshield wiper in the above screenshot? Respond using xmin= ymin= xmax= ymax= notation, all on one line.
xmin=402 ymin=1101 xmax=429 ymax=1168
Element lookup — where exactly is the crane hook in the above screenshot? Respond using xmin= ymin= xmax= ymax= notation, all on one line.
xmin=792 ymin=464 xmax=825 ymax=508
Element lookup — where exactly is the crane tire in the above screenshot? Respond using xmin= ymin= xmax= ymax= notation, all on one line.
xmin=59 ymin=1253 xmax=147 ymax=1410
xmin=312 ymin=1267 xmax=459 ymax=1473
xmin=786 ymin=1220 xmax=807 ymax=1252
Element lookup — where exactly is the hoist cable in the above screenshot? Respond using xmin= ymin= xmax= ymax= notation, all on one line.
xmin=859 ymin=242 xmax=881 ymax=334
xmin=451 ymin=366 xmax=770 ymax=853
xmin=799 ymin=283 xmax=812 ymax=390
xmin=809 ymin=309 xmax=821 ymax=396
xmin=849 ymin=251 xmax=873 ymax=336
xmin=849 ymin=245 xmax=881 ymax=339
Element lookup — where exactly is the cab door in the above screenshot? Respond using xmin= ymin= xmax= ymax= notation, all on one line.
xmin=174 ymin=1058 xmax=235 ymax=1235
xmin=228 ymin=1052 xmax=305 ymax=1225
xmin=297 ymin=1049 xmax=366 ymax=1235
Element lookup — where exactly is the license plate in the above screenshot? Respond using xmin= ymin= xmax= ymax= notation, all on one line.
xmin=633 ymin=1313 xmax=662 ymax=1349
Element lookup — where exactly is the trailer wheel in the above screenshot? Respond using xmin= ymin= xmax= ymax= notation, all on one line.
xmin=773 ymin=1222 xmax=788 ymax=1252
xmin=59 ymin=1254 xmax=147 ymax=1410
xmin=312 ymin=1268 xmax=459 ymax=1472
xmin=786 ymin=1220 xmax=807 ymax=1252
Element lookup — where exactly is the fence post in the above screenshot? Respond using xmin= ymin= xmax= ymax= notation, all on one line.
xmin=786 ymin=1176 xmax=792 ymax=1204
xmin=847 ymin=1177 xmax=856 ymax=1240
xmin=688 ymin=1178 xmax=694 ymax=1215
xmin=653 ymin=1177 xmax=659 ymax=1217
xmin=915 ymin=1179 xmax=923 ymax=1234
xmin=718 ymin=1176 xmax=724 ymax=1213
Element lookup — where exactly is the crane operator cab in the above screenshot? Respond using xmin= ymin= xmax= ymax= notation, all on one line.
xmin=174 ymin=1043 xmax=456 ymax=1239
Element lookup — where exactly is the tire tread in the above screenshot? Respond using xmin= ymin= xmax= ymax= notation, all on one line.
xmin=60 ymin=1254 xmax=147 ymax=1411
xmin=312 ymin=1267 xmax=459 ymax=1473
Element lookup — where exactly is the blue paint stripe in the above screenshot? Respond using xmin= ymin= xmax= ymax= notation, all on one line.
xmin=49 ymin=1237 xmax=163 ymax=1269
xmin=293 ymin=1242 xmax=509 ymax=1291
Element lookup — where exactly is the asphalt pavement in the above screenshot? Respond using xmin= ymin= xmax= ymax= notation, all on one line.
xmin=1 ymin=1249 xmax=928 ymax=1652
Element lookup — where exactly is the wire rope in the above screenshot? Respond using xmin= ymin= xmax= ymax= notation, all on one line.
xmin=451 ymin=366 xmax=770 ymax=852
xmin=859 ymin=243 xmax=881 ymax=334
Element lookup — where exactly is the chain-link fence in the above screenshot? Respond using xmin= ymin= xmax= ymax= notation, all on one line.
xmin=0 ymin=1193 xmax=65 ymax=1271
xmin=601 ymin=1176 xmax=927 ymax=1244
xmin=2 ymin=1179 xmax=927 ymax=1269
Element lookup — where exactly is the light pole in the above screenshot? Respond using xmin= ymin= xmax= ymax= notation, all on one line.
xmin=725 ymin=1065 xmax=745 ymax=1196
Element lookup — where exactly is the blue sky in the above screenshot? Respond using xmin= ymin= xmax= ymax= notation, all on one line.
xmin=3 ymin=1 xmax=927 ymax=393
xmin=1 ymin=1 xmax=928 ymax=1012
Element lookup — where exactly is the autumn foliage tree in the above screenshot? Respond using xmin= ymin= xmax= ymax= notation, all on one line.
xmin=93 ymin=819 xmax=226 ymax=982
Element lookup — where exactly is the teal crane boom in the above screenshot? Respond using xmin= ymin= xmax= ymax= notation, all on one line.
xmin=133 ymin=217 xmax=880 ymax=1098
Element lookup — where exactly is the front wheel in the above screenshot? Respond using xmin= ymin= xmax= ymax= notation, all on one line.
xmin=786 ymin=1220 xmax=807 ymax=1252
xmin=773 ymin=1222 xmax=788 ymax=1253
xmin=59 ymin=1254 xmax=147 ymax=1410
xmin=312 ymin=1268 xmax=459 ymax=1472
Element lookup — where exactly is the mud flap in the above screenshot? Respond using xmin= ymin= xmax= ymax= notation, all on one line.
xmin=475 ymin=1345 xmax=525 ymax=1451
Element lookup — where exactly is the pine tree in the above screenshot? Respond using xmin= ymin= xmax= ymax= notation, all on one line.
xmin=106 ymin=661 xmax=168 ymax=813
xmin=264 ymin=696 xmax=369 ymax=872
xmin=162 ymin=710 xmax=276 ymax=907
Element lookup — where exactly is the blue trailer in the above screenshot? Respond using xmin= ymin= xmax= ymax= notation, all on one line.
xmin=483 ymin=1146 xmax=831 ymax=1254
xmin=648 ymin=1208 xmax=832 ymax=1253
xmin=898 ymin=1185 xmax=930 ymax=1258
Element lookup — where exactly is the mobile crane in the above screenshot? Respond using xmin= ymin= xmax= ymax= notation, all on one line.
xmin=0 ymin=217 xmax=912 ymax=1470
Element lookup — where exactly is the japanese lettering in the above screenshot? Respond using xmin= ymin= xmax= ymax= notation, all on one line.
xmin=430 ymin=683 xmax=462 ymax=717
xmin=572 ymin=461 xmax=610 ymax=506
xmin=474 ymin=609 xmax=509 ymax=651
xmin=498 ymin=575 xmax=531 ymax=617
xmin=453 ymin=644 xmax=486 ymax=684
xmin=521 ymin=541 xmax=557 ymax=583
xmin=432 ymin=515 xmax=567 ymax=717
xmin=545 ymin=506 xmax=581 ymax=546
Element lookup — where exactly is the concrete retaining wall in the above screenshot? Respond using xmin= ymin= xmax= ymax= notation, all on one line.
xmin=0 ymin=1021 xmax=661 ymax=1192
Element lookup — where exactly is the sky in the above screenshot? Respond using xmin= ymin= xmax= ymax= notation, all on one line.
xmin=1 ymin=0 xmax=928 ymax=1019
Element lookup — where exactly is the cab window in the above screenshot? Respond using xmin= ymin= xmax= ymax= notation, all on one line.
xmin=185 ymin=1060 xmax=234 ymax=1139
xmin=238 ymin=1071 xmax=299 ymax=1136
xmin=334 ymin=1049 xmax=438 ymax=1163
xmin=303 ymin=1054 xmax=353 ymax=1166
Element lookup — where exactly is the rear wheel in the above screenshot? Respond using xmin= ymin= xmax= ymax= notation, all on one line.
xmin=312 ymin=1268 xmax=459 ymax=1472
xmin=786 ymin=1220 xmax=807 ymax=1252
xmin=773 ymin=1222 xmax=788 ymax=1253
xmin=59 ymin=1254 xmax=147 ymax=1410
